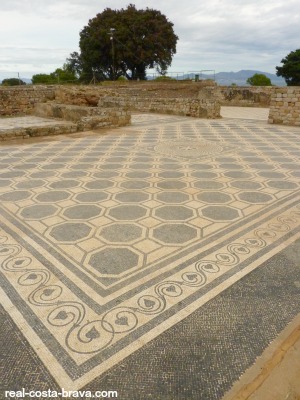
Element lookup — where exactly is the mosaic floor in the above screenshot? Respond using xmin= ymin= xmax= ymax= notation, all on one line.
xmin=1 ymin=112 xmax=300 ymax=394
xmin=220 ymin=106 xmax=270 ymax=120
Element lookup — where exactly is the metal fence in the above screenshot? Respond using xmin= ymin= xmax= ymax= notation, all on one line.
xmin=147 ymin=70 xmax=216 ymax=81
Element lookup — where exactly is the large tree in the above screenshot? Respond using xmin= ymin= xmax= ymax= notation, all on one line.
xmin=276 ymin=49 xmax=300 ymax=86
xmin=74 ymin=4 xmax=178 ymax=81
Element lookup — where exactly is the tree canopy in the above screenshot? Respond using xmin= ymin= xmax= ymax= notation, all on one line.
xmin=66 ymin=4 xmax=178 ymax=81
xmin=246 ymin=73 xmax=272 ymax=86
xmin=32 ymin=68 xmax=78 ymax=84
xmin=276 ymin=49 xmax=300 ymax=86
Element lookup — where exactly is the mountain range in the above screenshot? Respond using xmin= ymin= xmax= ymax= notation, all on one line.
xmin=1 ymin=70 xmax=286 ymax=86
xmin=198 ymin=70 xmax=286 ymax=86
xmin=148 ymin=70 xmax=286 ymax=86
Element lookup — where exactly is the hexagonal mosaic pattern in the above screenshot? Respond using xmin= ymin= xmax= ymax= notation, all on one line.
xmin=0 ymin=113 xmax=299 ymax=287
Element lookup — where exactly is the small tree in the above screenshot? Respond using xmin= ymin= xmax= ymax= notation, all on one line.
xmin=246 ymin=73 xmax=272 ymax=86
xmin=276 ymin=49 xmax=300 ymax=86
xmin=32 ymin=73 xmax=56 ymax=84
xmin=2 ymin=78 xmax=26 ymax=86
xmin=32 ymin=68 xmax=78 ymax=84
xmin=65 ymin=52 xmax=83 ymax=77
xmin=51 ymin=68 xmax=78 ymax=83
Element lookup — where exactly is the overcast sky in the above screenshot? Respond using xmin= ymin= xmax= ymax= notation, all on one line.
xmin=0 ymin=0 xmax=299 ymax=79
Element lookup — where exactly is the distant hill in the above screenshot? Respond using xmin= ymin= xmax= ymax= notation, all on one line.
xmin=204 ymin=70 xmax=286 ymax=86
xmin=21 ymin=78 xmax=32 ymax=84
xmin=148 ymin=70 xmax=286 ymax=86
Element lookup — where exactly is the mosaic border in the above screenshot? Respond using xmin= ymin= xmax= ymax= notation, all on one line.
xmin=1 ymin=199 xmax=299 ymax=388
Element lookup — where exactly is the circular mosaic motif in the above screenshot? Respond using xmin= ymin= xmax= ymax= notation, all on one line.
xmin=153 ymin=140 xmax=224 ymax=159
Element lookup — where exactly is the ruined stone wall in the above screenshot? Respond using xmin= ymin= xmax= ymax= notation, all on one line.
xmin=0 ymin=123 xmax=78 ymax=141
xmin=99 ymin=95 xmax=220 ymax=118
xmin=0 ymin=86 xmax=55 ymax=115
xmin=268 ymin=87 xmax=300 ymax=126
xmin=97 ymin=86 xmax=220 ymax=119
xmin=54 ymin=84 xmax=271 ymax=113
xmin=0 ymin=84 xmax=274 ymax=120
xmin=34 ymin=102 xmax=131 ymax=130
xmin=55 ymin=85 xmax=220 ymax=119
xmin=217 ymin=86 xmax=273 ymax=107
xmin=54 ymin=86 xmax=117 ymax=106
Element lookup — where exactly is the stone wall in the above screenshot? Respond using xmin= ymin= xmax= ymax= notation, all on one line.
xmin=0 ymin=86 xmax=55 ymax=116
xmin=0 ymin=122 xmax=78 ymax=141
xmin=54 ymin=86 xmax=117 ymax=106
xmin=268 ymin=87 xmax=300 ymax=126
xmin=34 ymin=102 xmax=131 ymax=130
xmin=0 ymin=84 xmax=276 ymax=116
xmin=98 ymin=87 xmax=220 ymax=119
xmin=55 ymin=85 xmax=271 ymax=115
xmin=217 ymin=86 xmax=273 ymax=107
xmin=99 ymin=96 xmax=220 ymax=118
xmin=0 ymin=84 xmax=279 ymax=122
xmin=54 ymin=85 xmax=220 ymax=119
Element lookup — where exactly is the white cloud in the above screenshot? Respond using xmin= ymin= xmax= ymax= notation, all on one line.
xmin=0 ymin=0 xmax=299 ymax=79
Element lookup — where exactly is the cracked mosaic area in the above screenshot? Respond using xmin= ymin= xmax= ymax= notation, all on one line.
xmin=0 ymin=113 xmax=300 ymax=389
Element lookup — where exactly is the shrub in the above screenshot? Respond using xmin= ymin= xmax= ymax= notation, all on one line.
xmin=2 ymin=78 xmax=26 ymax=86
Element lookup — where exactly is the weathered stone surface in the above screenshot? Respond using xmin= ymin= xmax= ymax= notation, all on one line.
xmin=218 ymin=86 xmax=273 ymax=107
xmin=34 ymin=102 xmax=131 ymax=130
xmin=269 ymin=87 xmax=300 ymax=126
xmin=0 ymin=86 xmax=54 ymax=116
xmin=0 ymin=116 xmax=77 ymax=141
xmin=98 ymin=94 xmax=220 ymax=119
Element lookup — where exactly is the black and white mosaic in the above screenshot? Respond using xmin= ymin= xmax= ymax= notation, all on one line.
xmin=0 ymin=113 xmax=300 ymax=390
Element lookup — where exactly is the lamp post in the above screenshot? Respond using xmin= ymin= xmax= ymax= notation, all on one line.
xmin=109 ymin=28 xmax=116 ymax=80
